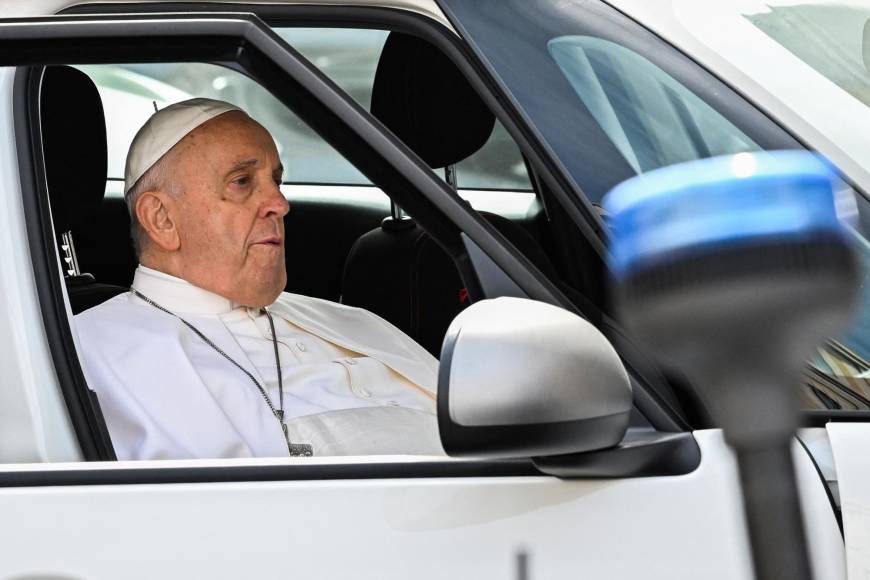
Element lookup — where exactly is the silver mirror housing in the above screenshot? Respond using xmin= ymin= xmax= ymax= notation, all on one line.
xmin=438 ymin=298 xmax=632 ymax=458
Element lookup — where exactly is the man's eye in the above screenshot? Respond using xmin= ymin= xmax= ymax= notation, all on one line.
xmin=232 ymin=175 xmax=251 ymax=187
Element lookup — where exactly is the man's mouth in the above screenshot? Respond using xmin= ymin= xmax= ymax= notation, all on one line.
xmin=253 ymin=236 xmax=283 ymax=247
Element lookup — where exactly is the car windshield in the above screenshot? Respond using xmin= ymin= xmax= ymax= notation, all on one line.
xmin=638 ymin=0 xmax=870 ymax=189
xmin=440 ymin=0 xmax=870 ymax=408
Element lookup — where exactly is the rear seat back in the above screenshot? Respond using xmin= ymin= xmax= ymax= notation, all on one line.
xmin=343 ymin=209 xmax=562 ymax=355
xmin=342 ymin=218 xmax=463 ymax=356
xmin=41 ymin=65 xmax=128 ymax=313
xmin=341 ymin=33 xmax=558 ymax=355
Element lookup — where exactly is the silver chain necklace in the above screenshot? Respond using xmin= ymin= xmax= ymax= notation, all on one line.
xmin=131 ymin=289 xmax=313 ymax=457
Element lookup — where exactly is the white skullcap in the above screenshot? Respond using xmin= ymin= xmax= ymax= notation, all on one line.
xmin=124 ymin=97 xmax=244 ymax=194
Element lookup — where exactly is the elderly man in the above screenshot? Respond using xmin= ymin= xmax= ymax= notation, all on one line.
xmin=75 ymin=98 xmax=442 ymax=460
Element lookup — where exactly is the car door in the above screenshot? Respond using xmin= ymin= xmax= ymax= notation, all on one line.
xmin=0 ymin=7 xmax=847 ymax=580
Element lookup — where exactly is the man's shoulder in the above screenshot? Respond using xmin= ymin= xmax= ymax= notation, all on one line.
xmin=75 ymin=291 xmax=132 ymax=321
xmin=74 ymin=291 xmax=163 ymax=333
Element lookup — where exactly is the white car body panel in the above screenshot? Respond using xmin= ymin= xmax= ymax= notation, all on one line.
xmin=0 ymin=66 xmax=80 ymax=464
xmin=0 ymin=431 xmax=845 ymax=580
xmin=0 ymin=0 xmax=457 ymax=33
xmin=827 ymin=423 xmax=870 ymax=579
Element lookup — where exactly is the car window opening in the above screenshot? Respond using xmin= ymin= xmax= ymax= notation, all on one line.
xmin=36 ymin=27 xmax=618 ymax=461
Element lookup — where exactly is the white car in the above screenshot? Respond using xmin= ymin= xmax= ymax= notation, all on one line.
xmin=0 ymin=0 xmax=867 ymax=579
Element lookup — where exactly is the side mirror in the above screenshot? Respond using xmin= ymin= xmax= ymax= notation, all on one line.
xmin=437 ymin=297 xmax=632 ymax=458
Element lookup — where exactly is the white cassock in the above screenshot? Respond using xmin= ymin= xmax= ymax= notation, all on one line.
xmin=74 ymin=266 xmax=443 ymax=460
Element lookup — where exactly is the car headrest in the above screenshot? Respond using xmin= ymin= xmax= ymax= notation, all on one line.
xmin=371 ymin=33 xmax=495 ymax=169
xmin=40 ymin=65 xmax=108 ymax=233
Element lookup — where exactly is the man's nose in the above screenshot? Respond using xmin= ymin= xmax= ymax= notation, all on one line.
xmin=260 ymin=182 xmax=290 ymax=219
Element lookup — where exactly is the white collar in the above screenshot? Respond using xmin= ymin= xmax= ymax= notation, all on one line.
xmin=131 ymin=265 xmax=244 ymax=316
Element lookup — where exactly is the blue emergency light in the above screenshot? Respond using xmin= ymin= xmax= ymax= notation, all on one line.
xmin=602 ymin=150 xmax=860 ymax=580
xmin=604 ymin=151 xmax=850 ymax=279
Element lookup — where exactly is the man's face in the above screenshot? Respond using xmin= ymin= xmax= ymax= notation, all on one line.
xmin=169 ymin=112 xmax=289 ymax=307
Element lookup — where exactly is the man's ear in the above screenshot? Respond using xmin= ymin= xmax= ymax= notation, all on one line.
xmin=136 ymin=192 xmax=180 ymax=252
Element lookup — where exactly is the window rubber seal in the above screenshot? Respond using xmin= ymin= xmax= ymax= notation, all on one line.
xmin=802 ymin=410 xmax=870 ymax=426
xmin=0 ymin=458 xmax=541 ymax=487
xmin=795 ymin=434 xmax=843 ymax=536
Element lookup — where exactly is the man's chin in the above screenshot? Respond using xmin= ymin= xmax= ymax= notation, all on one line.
xmin=237 ymin=288 xmax=283 ymax=308
xmin=263 ymin=285 xmax=285 ymax=307
xmin=245 ymin=272 xmax=287 ymax=308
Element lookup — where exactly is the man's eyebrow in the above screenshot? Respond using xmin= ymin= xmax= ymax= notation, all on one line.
xmin=226 ymin=159 xmax=258 ymax=175
xmin=226 ymin=159 xmax=284 ymax=175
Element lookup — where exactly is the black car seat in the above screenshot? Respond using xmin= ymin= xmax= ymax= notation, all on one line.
xmin=341 ymin=33 xmax=561 ymax=355
xmin=40 ymin=65 xmax=128 ymax=314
